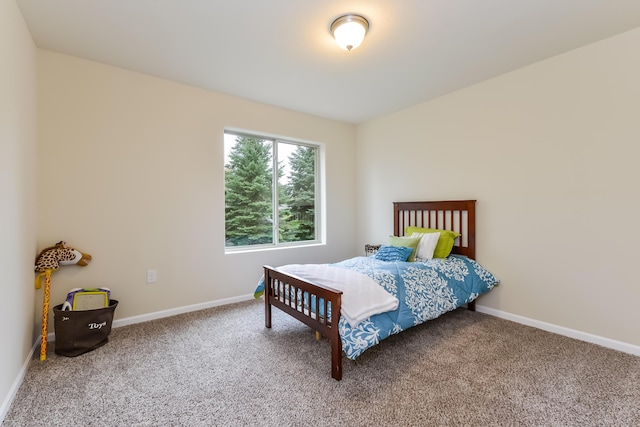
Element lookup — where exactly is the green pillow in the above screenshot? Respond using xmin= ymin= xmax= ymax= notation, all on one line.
xmin=405 ymin=226 xmax=461 ymax=259
xmin=388 ymin=235 xmax=421 ymax=262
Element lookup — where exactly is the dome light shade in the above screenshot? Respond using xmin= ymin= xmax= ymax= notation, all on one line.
xmin=330 ymin=14 xmax=369 ymax=51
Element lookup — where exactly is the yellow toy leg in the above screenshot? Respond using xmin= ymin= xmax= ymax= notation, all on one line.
xmin=40 ymin=270 xmax=52 ymax=361
xmin=35 ymin=271 xmax=46 ymax=289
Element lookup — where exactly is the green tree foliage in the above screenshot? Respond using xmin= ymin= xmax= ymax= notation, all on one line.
xmin=280 ymin=145 xmax=316 ymax=242
xmin=225 ymin=136 xmax=273 ymax=246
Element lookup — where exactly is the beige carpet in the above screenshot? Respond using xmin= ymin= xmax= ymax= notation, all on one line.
xmin=4 ymin=300 xmax=639 ymax=426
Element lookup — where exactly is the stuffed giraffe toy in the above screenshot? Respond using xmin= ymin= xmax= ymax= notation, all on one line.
xmin=35 ymin=241 xmax=92 ymax=361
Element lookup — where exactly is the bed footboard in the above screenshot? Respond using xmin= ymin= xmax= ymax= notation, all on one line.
xmin=263 ymin=266 xmax=344 ymax=380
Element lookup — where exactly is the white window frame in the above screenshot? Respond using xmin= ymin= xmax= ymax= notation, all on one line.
xmin=224 ymin=130 xmax=322 ymax=252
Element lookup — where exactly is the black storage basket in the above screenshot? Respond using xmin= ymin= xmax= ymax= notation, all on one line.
xmin=53 ymin=300 xmax=118 ymax=357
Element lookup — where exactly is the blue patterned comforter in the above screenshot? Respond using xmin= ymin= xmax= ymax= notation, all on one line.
xmin=333 ymin=255 xmax=498 ymax=359
xmin=257 ymin=255 xmax=499 ymax=360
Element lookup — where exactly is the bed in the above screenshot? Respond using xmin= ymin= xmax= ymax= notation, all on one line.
xmin=257 ymin=200 xmax=498 ymax=380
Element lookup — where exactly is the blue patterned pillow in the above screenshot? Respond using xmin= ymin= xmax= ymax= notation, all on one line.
xmin=374 ymin=245 xmax=413 ymax=262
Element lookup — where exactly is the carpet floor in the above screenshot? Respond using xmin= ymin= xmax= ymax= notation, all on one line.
xmin=4 ymin=300 xmax=639 ymax=426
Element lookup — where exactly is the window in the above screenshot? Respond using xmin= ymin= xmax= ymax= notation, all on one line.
xmin=224 ymin=131 xmax=319 ymax=249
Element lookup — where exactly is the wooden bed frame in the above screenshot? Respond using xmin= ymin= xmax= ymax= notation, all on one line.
xmin=263 ymin=200 xmax=477 ymax=380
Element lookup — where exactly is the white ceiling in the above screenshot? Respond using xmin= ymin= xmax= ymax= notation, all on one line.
xmin=16 ymin=0 xmax=640 ymax=124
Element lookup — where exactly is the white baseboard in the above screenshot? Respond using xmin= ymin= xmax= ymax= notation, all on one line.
xmin=476 ymin=305 xmax=640 ymax=357
xmin=111 ymin=294 xmax=255 ymax=328
xmin=0 ymin=340 xmax=38 ymax=424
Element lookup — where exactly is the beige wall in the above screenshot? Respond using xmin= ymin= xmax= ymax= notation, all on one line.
xmin=0 ymin=0 xmax=38 ymax=417
xmin=357 ymin=27 xmax=640 ymax=348
xmin=37 ymin=50 xmax=357 ymax=322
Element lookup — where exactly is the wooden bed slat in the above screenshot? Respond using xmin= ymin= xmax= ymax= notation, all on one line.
xmin=264 ymin=266 xmax=343 ymax=379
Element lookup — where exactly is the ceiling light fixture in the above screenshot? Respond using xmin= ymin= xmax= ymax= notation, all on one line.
xmin=330 ymin=14 xmax=369 ymax=51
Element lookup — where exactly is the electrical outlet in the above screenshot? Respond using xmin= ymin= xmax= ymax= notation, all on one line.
xmin=147 ymin=269 xmax=157 ymax=283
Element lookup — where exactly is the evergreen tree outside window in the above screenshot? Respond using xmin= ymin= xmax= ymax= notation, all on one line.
xmin=224 ymin=131 xmax=318 ymax=249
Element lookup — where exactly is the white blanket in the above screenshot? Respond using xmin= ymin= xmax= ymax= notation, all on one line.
xmin=276 ymin=264 xmax=399 ymax=328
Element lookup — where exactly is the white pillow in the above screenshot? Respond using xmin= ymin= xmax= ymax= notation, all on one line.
xmin=411 ymin=232 xmax=440 ymax=261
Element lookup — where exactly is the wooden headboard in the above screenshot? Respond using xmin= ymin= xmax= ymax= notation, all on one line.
xmin=394 ymin=200 xmax=476 ymax=260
